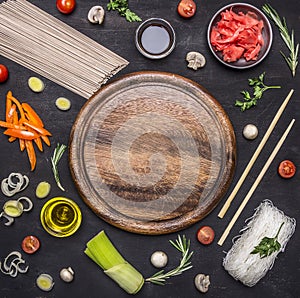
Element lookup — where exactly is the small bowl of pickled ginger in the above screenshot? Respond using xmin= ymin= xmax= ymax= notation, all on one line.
xmin=207 ymin=3 xmax=273 ymax=69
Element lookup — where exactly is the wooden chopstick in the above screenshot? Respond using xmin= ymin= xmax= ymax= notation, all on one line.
xmin=218 ymin=118 xmax=295 ymax=246
xmin=218 ymin=89 xmax=294 ymax=218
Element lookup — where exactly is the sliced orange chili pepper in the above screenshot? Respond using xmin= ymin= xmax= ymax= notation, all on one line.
xmin=41 ymin=135 xmax=51 ymax=147
xmin=6 ymin=104 xmax=16 ymax=124
xmin=8 ymin=106 xmax=19 ymax=142
xmin=19 ymin=138 xmax=26 ymax=151
xmin=1 ymin=91 xmax=51 ymax=171
xmin=22 ymin=103 xmax=44 ymax=127
xmin=34 ymin=137 xmax=43 ymax=152
xmin=22 ymin=120 xmax=52 ymax=136
xmin=7 ymin=91 xmax=26 ymax=121
xmin=5 ymin=96 xmax=12 ymax=122
xmin=4 ymin=128 xmax=39 ymax=140
xmin=0 ymin=120 xmax=25 ymax=130
xmin=26 ymin=125 xmax=44 ymax=152
xmin=25 ymin=140 xmax=36 ymax=171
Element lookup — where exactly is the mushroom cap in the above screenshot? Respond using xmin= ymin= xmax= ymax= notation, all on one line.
xmin=88 ymin=6 xmax=105 ymax=24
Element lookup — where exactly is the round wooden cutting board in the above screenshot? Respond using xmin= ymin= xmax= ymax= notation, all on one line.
xmin=69 ymin=71 xmax=236 ymax=234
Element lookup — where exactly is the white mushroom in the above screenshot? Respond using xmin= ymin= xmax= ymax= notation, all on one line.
xmin=60 ymin=267 xmax=75 ymax=282
xmin=88 ymin=6 xmax=105 ymax=24
xmin=186 ymin=51 xmax=206 ymax=70
xmin=243 ymin=124 xmax=259 ymax=140
xmin=150 ymin=251 xmax=168 ymax=268
xmin=194 ymin=273 xmax=210 ymax=293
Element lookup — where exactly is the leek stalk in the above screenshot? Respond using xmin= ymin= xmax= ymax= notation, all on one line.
xmin=84 ymin=230 xmax=144 ymax=295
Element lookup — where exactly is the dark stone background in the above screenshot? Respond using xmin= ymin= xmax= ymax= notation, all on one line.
xmin=0 ymin=0 xmax=299 ymax=297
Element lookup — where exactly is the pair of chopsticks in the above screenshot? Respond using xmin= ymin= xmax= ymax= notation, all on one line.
xmin=218 ymin=89 xmax=295 ymax=246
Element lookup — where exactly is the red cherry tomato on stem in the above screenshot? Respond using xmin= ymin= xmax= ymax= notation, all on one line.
xmin=0 ymin=64 xmax=9 ymax=83
xmin=56 ymin=0 xmax=76 ymax=14
xmin=278 ymin=160 xmax=296 ymax=179
xmin=197 ymin=226 xmax=215 ymax=245
xmin=22 ymin=235 xmax=40 ymax=254
xmin=177 ymin=0 xmax=196 ymax=18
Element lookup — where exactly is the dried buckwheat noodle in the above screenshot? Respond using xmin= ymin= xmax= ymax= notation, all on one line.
xmin=0 ymin=0 xmax=128 ymax=98
xmin=223 ymin=200 xmax=296 ymax=287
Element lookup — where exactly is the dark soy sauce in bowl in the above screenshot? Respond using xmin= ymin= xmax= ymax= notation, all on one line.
xmin=135 ymin=18 xmax=176 ymax=59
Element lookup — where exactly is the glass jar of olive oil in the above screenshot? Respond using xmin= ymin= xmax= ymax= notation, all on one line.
xmin=40 ymin=197 xmax=82 ymax=237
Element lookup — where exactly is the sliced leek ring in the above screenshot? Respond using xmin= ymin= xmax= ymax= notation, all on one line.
xmin=28 ymin=77 xmax=45 ymax=93
xmin=35 ymin=181 xmax=51 ymax=199
xmin=3 ymin=200 xmax=24 ymax=217
xmin=55 ymin=97 xmax=71 ymax=111
xmin=36 ymin=273 xmax=54 ymax=291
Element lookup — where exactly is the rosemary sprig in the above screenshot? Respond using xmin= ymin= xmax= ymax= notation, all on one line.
xmin=51 ymin=143 xmax=67 ymax=191
xmin=235 ymin=72 xmax=281 ymax=111
xmin=251 ymin=222 xmax=284 ymax=258
xmin=145 ymin=235 xmax=193 ymax=285
xmin=262 ymin=4 xmax=299 ymax=77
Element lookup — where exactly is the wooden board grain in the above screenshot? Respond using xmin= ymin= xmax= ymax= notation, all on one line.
xmin=69 ymin=71 xmax=236 ymax=234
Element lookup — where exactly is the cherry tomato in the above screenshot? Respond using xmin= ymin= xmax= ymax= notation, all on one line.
xmin=278 ymin=160 xmax=296 ymax=179
xmin=177 ymin=0 xmax=196 ymax=18
xmin=21 ymin=235 xmax=40 ymax=254
xmin=56 ymin=0 xmax=76 ymax=14
xmin=0 ymin=64 xmax=9 ymax=83
xmin=197 ymin=226 xmax=215 ymax=245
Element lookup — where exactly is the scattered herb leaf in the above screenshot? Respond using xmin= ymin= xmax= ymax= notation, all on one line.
xmin=145 ymin=235 xmax=193 ymax=285
xmin=107 ymin=0 xmax=142 ymax=22
xmin=262 ymin=4 xmax=299 ymax=77
xmin=251 ymin=222 xmax=284 ymax=258
xmin=235 ymin=72 xmax=281 ymax=111
xmin=51 ymin=143 xmax=67 ymax=191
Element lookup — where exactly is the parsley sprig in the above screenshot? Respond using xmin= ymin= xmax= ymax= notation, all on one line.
xmin=262 ymin=4 xmax=299 ymax=77
xmin=235 ymin=72 xmax=281 ymax=111
xmin=251 ymin=222 xmax=284 ymax=258
xmin=107 ymin=0 xmax=142 ymax=22
xmin=145 ymin=235 xmax=193 ymax=285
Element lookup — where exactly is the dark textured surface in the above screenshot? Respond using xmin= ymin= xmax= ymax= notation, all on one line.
xmin=0 ymin=0 xmax=299 ymax=297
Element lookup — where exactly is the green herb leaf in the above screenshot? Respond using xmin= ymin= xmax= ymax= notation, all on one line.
xmin=145 ymin=235 xmax=193 ymax=285
xmin=107 ymin=0 xmax=141 ymax=22
xmin=235 ymin=72 xmax=281 ymax=111
xmin=262 ymin=4 xmax=298 ymax=77
xmin=251 ymin=222 xmax=284 ymax=258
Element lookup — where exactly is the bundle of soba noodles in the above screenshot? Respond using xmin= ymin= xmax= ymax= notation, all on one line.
xmin=223 ymin=200 xmax=296 ymax=287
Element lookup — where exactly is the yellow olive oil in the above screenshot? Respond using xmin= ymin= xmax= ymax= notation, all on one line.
xmin=40 ymin=197 xmax=82 ymax=237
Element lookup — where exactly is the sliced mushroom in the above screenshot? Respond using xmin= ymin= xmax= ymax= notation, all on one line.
xmin=186 ymin=51 xmax=206 ymax=70
xmin=88 ymin=6 xmax=105 ymax=24
xmin=194 ymin=273 xmax=210 ymax=293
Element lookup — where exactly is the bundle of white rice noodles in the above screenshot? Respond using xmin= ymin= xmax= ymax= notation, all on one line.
xmin=223 ymin=200 xmax=296 ymax=287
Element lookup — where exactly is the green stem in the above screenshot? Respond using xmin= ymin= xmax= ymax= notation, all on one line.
xmin=275 ymin=222 xmax=284 ymax=239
